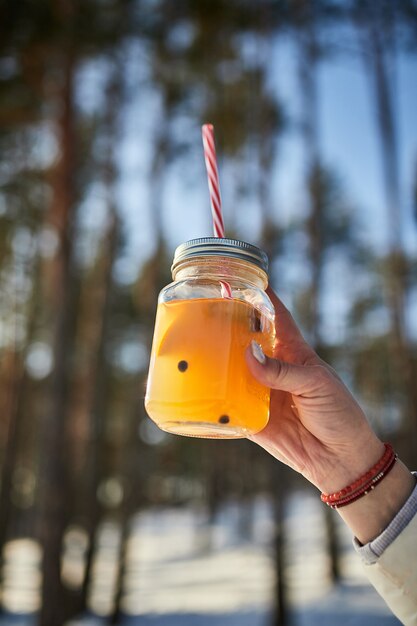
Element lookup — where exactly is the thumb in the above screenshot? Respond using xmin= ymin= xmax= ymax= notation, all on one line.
xmin=246 ymin=340 xmax=320 ymax=396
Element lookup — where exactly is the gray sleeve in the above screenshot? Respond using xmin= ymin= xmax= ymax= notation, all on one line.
xmin=353 ymin=471 xmax=417 ymax=565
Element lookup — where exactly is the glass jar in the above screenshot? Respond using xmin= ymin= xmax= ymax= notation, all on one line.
xmin=144 ymin=237 xmax=275 ymax=438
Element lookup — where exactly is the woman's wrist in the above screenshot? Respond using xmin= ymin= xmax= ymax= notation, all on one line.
xmin=312 ymin=436 xmax=415 ymax=544
xmin=302 ymin=426 xmax=416 ymax=544
xmin=337 ymin=459 xmax=416 ymax=545
xmin=320 ymin=443 xmax=396 ymax=508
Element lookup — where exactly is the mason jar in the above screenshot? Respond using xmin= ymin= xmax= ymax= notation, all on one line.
xmin=144 ymin=237 xmax=275 ymax=438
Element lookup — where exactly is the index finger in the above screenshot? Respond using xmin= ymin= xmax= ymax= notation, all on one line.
xmin=266 ymin=286 xmax=317 ymax=362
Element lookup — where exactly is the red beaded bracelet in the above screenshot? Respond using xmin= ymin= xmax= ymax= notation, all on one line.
xmin=320 ymin=443 xmax=398 ymax=509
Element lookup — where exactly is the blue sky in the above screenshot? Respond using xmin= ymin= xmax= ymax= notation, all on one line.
xmin=319 ymin=53 xmax=417 ymax=253
xmin=111 ymin=35 xmax=416 ymax=291
xmin=271 ymin=35 xmax=417 ymax=252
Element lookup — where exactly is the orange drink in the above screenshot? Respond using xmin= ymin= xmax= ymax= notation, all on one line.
xmin=145 ymin=297 xmax=275 ymax=438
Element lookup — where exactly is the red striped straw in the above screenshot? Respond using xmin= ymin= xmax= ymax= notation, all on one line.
xmin=202 ymin=124 xmax=225 ymax=238
xmin=201 ymin=123 xmax=232 ymax=298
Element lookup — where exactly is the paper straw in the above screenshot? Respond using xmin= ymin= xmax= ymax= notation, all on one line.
xmin=201 ymin=123 xmax=232 ymax=298
xmin=202 ymin=124 xmax=225 ymax=238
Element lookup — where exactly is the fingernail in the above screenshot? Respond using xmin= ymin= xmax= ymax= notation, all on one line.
xmin=251 ymin=340 xmax=266 ymax=365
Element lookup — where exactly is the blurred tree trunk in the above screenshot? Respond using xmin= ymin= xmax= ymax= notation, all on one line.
xmin=0 ymin=349 xmax=23 ymax=552
xmin=66 ymin=62 xmax=124 ymax=619
xmin=296 ymin=1 xmax=341 ymax=584
xmin=37 ymin=48 xmax=77 ymax=626
xmin=205 ymin=443 xmax=226 ymax=551
xmin=137 ymin=110 xmax=170 ymax=323
xmin=355 ymin=3 xmax=416 ymax=465
xmin=298 ymin=17 xmax=321 ymax=346
xmin=270 ymin=464 xmax=288 ymax=626
xmin=80 ymin=215 xmax=119 ymax=615
xmin=110 ymin=390 xmax=147 ymax=624
xmin=63 ymin=210 xmax=119 ymax=619
xmin=256 ymin=32 xmax=289 ymax=626
xmin=0 ymin=256 xmax=41 ymax=565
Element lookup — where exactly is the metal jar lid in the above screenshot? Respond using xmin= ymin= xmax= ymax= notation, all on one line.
xmin=171 ymin=237 xmax=269 ymax=274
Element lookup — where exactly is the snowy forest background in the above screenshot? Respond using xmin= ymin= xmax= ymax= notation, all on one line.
xmin=0 ymin=1 xmax=416 ymax=625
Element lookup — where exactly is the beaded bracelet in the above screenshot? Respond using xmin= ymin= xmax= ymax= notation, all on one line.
xmin=320 ymin=443 xmax=398 ymax=509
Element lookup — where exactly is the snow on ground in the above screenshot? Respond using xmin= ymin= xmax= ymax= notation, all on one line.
xmin=117 ymin=501 xmax=275 ymax=616
xmin=0 ymin=492 xmax=402 ymax=625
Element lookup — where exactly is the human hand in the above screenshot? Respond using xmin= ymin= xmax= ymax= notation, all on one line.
xmin=246 ymin=287 xmax=385 ymax=494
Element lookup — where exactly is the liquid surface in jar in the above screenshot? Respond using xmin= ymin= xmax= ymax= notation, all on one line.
xmin=145 ymin=297 xmax=275 ymax=438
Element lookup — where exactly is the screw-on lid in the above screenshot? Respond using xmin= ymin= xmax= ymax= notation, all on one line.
xmin=171 ymin=237 xmax=269 ymax=274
